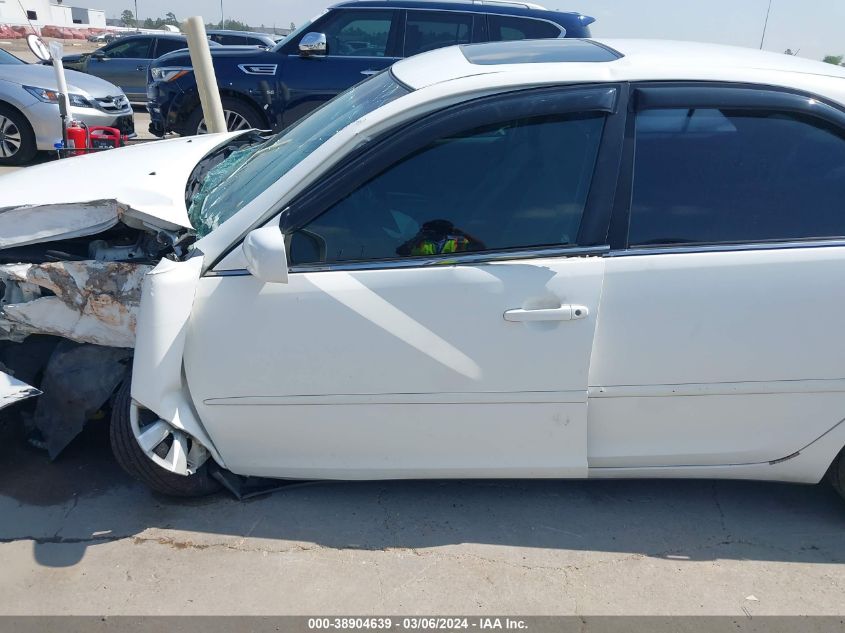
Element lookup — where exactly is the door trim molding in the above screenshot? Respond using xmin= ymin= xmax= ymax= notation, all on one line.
xmin=589 ymin=378 xmax=845 ymax=399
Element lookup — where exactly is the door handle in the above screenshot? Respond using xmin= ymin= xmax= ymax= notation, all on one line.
xmin=504 ymin=305 xmax=589 ymax=323
xmin=136 ymin=65 xmax=147 ymax=71
xmin=360 ymin=69 xmax=378 ymax=76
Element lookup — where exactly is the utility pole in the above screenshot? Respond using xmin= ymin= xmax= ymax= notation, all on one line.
xmin=759 ymin=0 xmax=773 ymax=49
xmin=134 ymin=0 xmax=139 ymax=31
xmin=220 ymin=0 xmax=224 ymax=29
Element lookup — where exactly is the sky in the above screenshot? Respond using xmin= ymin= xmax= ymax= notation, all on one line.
xmin=73 ymin=0 xmax=844 ymax=62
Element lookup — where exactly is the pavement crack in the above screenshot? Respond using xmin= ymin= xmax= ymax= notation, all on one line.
xmin=712 ymin=482 xmax=729 ymax=537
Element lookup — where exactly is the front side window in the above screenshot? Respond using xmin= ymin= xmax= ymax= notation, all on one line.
xmin=290 ymin=112 xmax=605 ymax=266
xmin=404 ymin=11 xmax=473 ymax=57
xmin=488 ymin=15 xmax=562 ymax=41
xmin=321 ymin=10 xmax=395 ymax=57
xmin=103 ymin=38 xmax=152 ymax=59
xmin=630 ymin=107 xmax=845 ymax=246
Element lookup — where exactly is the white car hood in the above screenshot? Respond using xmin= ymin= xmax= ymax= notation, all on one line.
xmin=0 ymin=133 xmax=242 ymax=249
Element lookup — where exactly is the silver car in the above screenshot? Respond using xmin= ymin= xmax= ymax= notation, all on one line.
xmin=0 ymin=47 xmax=134 ymax=166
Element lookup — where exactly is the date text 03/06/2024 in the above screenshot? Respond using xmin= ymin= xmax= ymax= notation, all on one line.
xmin=307 ymin=618 xmax=529 ymax=630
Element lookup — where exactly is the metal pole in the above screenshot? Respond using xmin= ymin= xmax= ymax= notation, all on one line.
xmin=48 ymin=40 xmax=72 ymax=148
xmin=134 ymin=0 xmax=138 ymax=30
xmin=183 ymin=16 xmax=226 ymax=134
xmin=220 ymin=0 xmax=224 ymax=28
xmin=759 ymin=0 xmax=773 ymax=49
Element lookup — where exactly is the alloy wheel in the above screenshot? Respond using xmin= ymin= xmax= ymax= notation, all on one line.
xmin=130 ymin=401 xmax=209 ymax=475
xmin=0 ymin=115 xmax=22 ymax=158
xmin=196 ymin=109 xmax=253 ymax=134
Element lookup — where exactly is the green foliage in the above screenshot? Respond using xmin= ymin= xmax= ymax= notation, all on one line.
xmin=822 ymin=55 xmax=844 ymax=66
xmin=206 ymin=18 xmax=252 ymax=31
xmin=120 ymin=9 xmax=135 ymax=27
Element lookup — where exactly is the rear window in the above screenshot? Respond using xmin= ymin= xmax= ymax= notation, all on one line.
xmin=629 ymin=108 xmax=845 ymax=246
xmin=210 ymin=34 xmax=244 ymax=46
xmin=488 ymin=15 xmax=563 ymax=41
xmin=405 ymin=11 xmax=473 ymax=56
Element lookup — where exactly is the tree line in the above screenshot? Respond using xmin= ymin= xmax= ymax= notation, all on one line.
xmin=119 ymin=10 xmax=256 ymax=32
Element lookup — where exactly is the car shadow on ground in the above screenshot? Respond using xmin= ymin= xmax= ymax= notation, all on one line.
xmin=1 ymin=420 xmax=843 ymax=568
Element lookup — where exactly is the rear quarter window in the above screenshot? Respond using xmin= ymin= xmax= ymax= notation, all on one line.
xmin=488 ymin=15 xmax=563 ymax=41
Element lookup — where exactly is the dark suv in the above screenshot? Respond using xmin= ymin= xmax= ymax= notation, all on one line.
xmin=147 ymin=0 xmax=594 ymax=136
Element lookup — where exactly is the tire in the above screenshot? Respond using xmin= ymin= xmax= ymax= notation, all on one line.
xmin=109 ymin=376 xmax=221 ymax=497
xmin=184 ymin=97 xmax=265 ymax=136
xmin=0 ymin=103 xmax=38 ymax=166
xmin=827 ymin=447 xmax=845 ymax=502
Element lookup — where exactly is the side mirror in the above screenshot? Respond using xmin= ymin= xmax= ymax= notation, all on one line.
xmin=299 ymin=32 xmax=327 ymax=57
xmin=242 ymin=225 xmax=289 ymax=284
xmin=92 ymin=51 xmax=106 ymax=61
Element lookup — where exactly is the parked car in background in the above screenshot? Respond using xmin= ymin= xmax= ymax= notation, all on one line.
xmin=147 ymin=0 xmax=595 ymax=136
xmin=87 ymin=32 xmax=119 ymax=43
xmin=4 ymin=40 xmax=845 ymax=501
xmin=0 ymin=47 xmax=133 ymax=165
xmin=206 ymin=30 xmax=277 ymax=48
xmin=60 ymin=33 xmax=221 ymax=103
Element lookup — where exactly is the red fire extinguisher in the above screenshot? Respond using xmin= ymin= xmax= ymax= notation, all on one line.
xmin=65 ymin=120 xmax=88 ymax=156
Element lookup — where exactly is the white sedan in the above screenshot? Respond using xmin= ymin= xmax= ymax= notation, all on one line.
xmin=2 ymin=38 xmax=845 ymax=500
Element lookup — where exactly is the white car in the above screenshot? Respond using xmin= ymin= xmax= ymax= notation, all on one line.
xmin=2 ymin=39 xmax=845 ymax=500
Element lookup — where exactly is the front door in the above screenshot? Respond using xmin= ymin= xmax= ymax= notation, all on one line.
xmin=278 ymin=9 xmax=401 ymax=127
xmin=183 ymin=87 xmax=622 ymax=479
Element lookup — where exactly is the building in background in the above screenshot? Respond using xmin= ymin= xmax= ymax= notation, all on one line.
xmin=0 ymin=0 xmax=106 ymax=29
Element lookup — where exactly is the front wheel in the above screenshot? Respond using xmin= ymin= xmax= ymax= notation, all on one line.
xmin=185 ymin=97 xmax=265 ymax=136
xmin=828 ymin=448 xmax=845 ymax=502
xmin=0 ymin=104 xmax=37 ymax=166
xmin=109 ymin=377 xmax=221 ymax=497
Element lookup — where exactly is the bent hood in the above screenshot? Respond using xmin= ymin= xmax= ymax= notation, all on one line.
xmin=0 ymin=132 xmax=243 ymax=249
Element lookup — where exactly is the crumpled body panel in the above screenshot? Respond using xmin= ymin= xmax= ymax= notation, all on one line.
xmin=0 ymin=261 xmax=152 ymax=348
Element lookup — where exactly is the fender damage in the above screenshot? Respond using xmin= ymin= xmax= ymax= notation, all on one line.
xmin=0 ymin=199 xmax=192 ymax=457
xmin=0 ymin=132 xmax=260 ymax=461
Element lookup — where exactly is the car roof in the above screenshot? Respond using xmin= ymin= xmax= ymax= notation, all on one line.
xmin=207 ymin=29 xmax=274 ymax=38
xmin=391 ymin=38 xmax=845 ymax=105
xmin=331 ymin=0 xmax=595 ymax=27
xmin=117 ymin=32 xmax=186 ymax=40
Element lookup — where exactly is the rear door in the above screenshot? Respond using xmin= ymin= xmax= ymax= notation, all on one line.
xmin=589 ymin=84 xmax=845 ymax=468
xmin=184 ymin=85 xmax=624 ymax=479
xmin=278 ymin=9 xmax=401 ymax=127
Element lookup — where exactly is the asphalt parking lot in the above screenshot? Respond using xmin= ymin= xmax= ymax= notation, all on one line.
xmin=0 ymin=419 xmax=844 ymax=615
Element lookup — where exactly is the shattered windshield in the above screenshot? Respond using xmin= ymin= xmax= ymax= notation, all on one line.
xmin=189 ymin=71 xmax=410 ymax=237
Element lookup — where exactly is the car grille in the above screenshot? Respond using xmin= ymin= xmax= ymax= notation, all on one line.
xmin=94 ymin=95 xmax=131 ymax=114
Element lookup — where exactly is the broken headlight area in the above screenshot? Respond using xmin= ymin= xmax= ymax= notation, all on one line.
xmin=0 ymin=205 xmax=194 ymax=458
